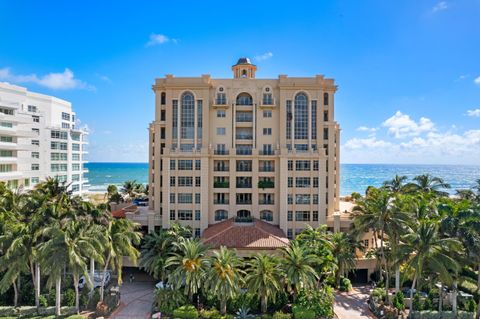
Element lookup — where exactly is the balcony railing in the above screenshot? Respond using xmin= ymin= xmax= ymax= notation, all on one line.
xmin=236 ymin=149 xmax=252 ymax=155
xmin=214 ymin=149 xmax=229 ymax=155
xmin=214 ymin=166 xmax=229 ymax=172
xmin=215 ymin=99 xmax=227 ymax=105
xmin=234 ymin=216 xmax=253 ymax=223
xmin=214 ymin=199 xmax=229 ymax=205
xmin=213 ymin=181 xmax=229 ymax=188
xmin=258 ymin=180 xmax=275 ymax=188
xmin=236 ymin=183 xmax=252 ymax=188
xmin=236 ymin=200 xmax=252 ymax=205
xmin=235 ymin=134 xmax=253 ymax=140
xmin=259 ymin=200 xmax=275 ymax=205
xmin=259 ymin=167 xmax=275 ymax=172
xmin=236 ymin=167 xmax=252 ymax=172
xmin=236 ymin=114 xmax=253 ymax=122
xmin=259 ymin=150 xmax=275 ymax=156
xmin=262 ymin=98 xmax=274 ymax=105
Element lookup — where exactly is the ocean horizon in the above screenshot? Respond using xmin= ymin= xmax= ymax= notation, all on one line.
xmin=85 ymin=162 xmax=480 ymax=196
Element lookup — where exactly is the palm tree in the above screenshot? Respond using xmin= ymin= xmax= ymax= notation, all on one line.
xmin=121 ymin=180 xmax=141 ymax=200
xmin=165 ymin=238 xmax=210 ymax=301
xmin=330 ymin=232 xmax=359 ymax=286
xmin=407 ymin=174 xmax=451 ymax=196
xmin=99 ymin=217 xmax=142 ymax=302
xmin=139 ymin=230 xmax=173 ymax=281
xmin=245 ymin=253 xmax=284 ymax=313
xmin=206 ymin=246 xmax=245 ymax=314
xmin=281 ymin=241 xmax=319 ymax=299
xmin=383 ymin=175 xmax=408 ymax=194
xmin=399 ymin=221 xmax=461 ymax=315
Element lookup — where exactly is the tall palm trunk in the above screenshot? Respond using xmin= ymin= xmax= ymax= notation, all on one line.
xmin=452 ymin=280 xmax=458 ymax=317
xmin=30 ymin=261 xmax=40 ymax=309
xmin=220 ymin=297 xmax=227 ymax=315
xmin=477 ymin=265 xmax=480 ymax=319
xmin=90 ymin=259 xmax=95 ymax=291
xmin=55 ymin=276 xmax=62 ymax=317
xmin=408 ymin=273 xmax=417 ymax=318
xmin=73 ymin=274 xmax=80 ymax=313
xmin=439 ymin=282 xmax=443 ymax=313
xmin=13 ymin=280 xmax=18 ymax=307
xmin=261 ymin=294 xmax=268 ymax=313
xmin=395 ymin=266 xmax=400 ymax=293
xmin=99 ymin=254 xmax=111 ymax=302
xmin=385 ymin=266 xmax=390 ymax=305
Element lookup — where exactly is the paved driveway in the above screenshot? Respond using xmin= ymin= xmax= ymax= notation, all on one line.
xmin=110 ymin=271 xmax=155 ymax=319
xmin=334 ymin=286 xmax=375 ymax=319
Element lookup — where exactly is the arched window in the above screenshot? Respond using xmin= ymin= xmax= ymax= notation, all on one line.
xmin=294 ymin=93 xmax=308 ymax=139
xmin=236 ymin=93 xmax=253 ymax=106
xmin=241 ymin=69 xmax=247 ymax=78
xmin=181 ymin=92 xmax=195 ymax=139
xmin=237 ymin=210 xmax=251 ymax=218
xmin=323 ymin=92 xmax=329 ymax=106
xmin=214 ymin=209 xmax=228 ymax=221
xmin=161 ymin=92 xmax=166 ymax=105
xmin=260 ymin=210 xmax=273 ymax=222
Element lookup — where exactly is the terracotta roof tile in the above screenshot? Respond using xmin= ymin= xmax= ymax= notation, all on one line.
xmin=202 ymin=218 xmax=289 ymax=249
xmin=111 ymin=209 xmax=126 ymax=218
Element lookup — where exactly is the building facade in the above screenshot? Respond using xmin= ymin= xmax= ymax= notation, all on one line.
xmin=0 ymin=82 xmax=89 ymax=194
xmin=148 ymin=58 xmax=340 ymax=238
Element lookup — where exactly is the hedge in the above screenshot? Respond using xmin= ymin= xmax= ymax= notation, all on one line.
xmin=410 ymin=310 xmax=475 ymax=319
xmin=272 ymin=311 xmax=292 ymax=319
xmin=292 ymin=307 xmax=315 ymax=319
xmin=0 ymin=307 xmax=15 ymax=317
xmin=173 ymin=305 xmax=199 ymax=319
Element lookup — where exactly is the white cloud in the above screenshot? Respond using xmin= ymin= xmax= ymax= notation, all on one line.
xmin=356 ymin=126 xmax=377 ymax=133
xmin=254 ymin=52 xmax=273 ymax=61
xmin=344 ymin=137 xmax=393 ymax=150
xmin=96 ymin=73 xmax=111 ymax=83
xmin=146 ymin=33 xmax=177 ymax=47
xmin=382 ymin=111 xmax=435 ymax=138
xmin=467 ymin=109 xmax=480 ymax=117
xmin=432 ymin=1 xmax=448 ymax=12
xmin=0 ymin=67 xmax=93 ymax=90
xmin=474 ymin=76 xmax=480 ymax=86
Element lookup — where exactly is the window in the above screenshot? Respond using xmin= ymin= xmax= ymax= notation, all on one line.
xmin=28 ymin=105 xmax=37 ymax=112
xmin=237 ymin=210 xmax=251 ymax=218
xmin=72 ymin=164 xmax=80 ymax=171
xmin=236 ymin=176 xmax=252 ymax=188
xmin=324 ymin=128 xmax=329 ymax=140
xmin=194 ymin=228 xmax=201 ymax=238
xmin=178 ymin=210 xmax=193 ymax=220
xmin=263 ymin=128 xmax=272 ymax=135
xmin=287 ymin=194 xmax=293 ymax=204
xmin=178 ymin=160 xmax=193 ymax=170
xmin=32 ymin=128 xmax=40 ymax=134
xmin=296 ymin=194 xmax=311 ymax=204
xmin=324 ymin=110 xmax=328 ymax=122
xmin=295 ymin=211 xmax=310 ymax=221
xmin=287 ymin=229 xmax=293 ymax=240
xmin=195 ymin=210 xmax=201 ymax=221
xmin=170 ymin=193 xmax=176 ymax=203
xmin=288 ymin=160 xmax=293 ymax=171
xmin=51 ymin=164 xmax=67 ymax=172
xmin=61 ymin=122 xmax=70 ymax=129
xmin=236 ymin=160 xmax=252 ymax=172
xmin=216 ymin=92 xmax=226 ymax=105
xmin=72 ymin=174 xmax=80 ymax=182
xmin=287 ymin=211 xmax=293 ymax=221
xmin=178 ymin=193 xmax=193 ymax=204
xmin=296 ymin=177 xmax=311 ymax=188
xmin=178 ymin=176 xmax=192 ymax=187
xmin=51 ymin=142 xmax=68 ymax=150
xmin=313 ymin=160 xmax=319 ymax=171
xmin=170 ymin=160 xmax=176 ymax=170
xmin=263 ymin=110 xmax=272 ymax=118
xmin=0 ymin=107 xmax=13 ymax=115
xmin=181 ymin=92 xmax=195 ymax=139
xmin=170 ymin=210 xmax=176 ymax=220
xmin=161 ymin=92 xmax=166 ymax=105
xmin=195 ymin=159 xmax=201 ymax=170
xmin=72 ymin=144 xmax=80 ymax=151
xmin=51 ymin=130 xmax=68 ymax=139
xmin=170 ymin=176 xmax=176 ymax=187
xmin=288 ymin=177 xmax=293 ymax=187
xmin=236 ymin=111 xmax=252 ymax=122
xmin=32 ymin=115 xmax=40 ymax=123
xmin=71 ymin=184 xmax=79 ymax=192
xmin=195 ymin=193 xmax=201 ymax=204
xmin=51 ymin=153 xmax=68 ymax=161
xmin=56 ymin=175 xmax=67 ymax=182
xmin=286 ymin=100 xmax=292 ymax=139
xmin=236 ymin=193 xmax=252 ymax=205
xmin=0 ymin=150 xmax=13 ymax=157
xmin=217 ymin=127 xmax=226 ymax=135
xmin=313 ymin=177 xmax=319 ymax=188
xmin=0 ymin=164 xmax=13 ymax=172
xmin=0 ymin=136 xmax=13 ymax=142
xmin=296 ymin=160 xmax=311 ymax=171
xmin=172 ymin=99 xmax=178 ymax=138
xmin=72 ymin=153 xmax=80 ymax=161
xmin=62 ymin=112 xmax=70 ymax=121
xmin=197 ymin=100 xmax=203 ymax=139
xmin=0 ymin=122 xmax=13 ymax=128
xmin=195 ymin=176 xmax=201 ymax=187
xmin=312 ymin=100 xmax=317 ymax=139
xmin=215 ymin=210 xmax=228 ymax=221
xmin=236 ymin=93 xmax=253 ymax=105
xmin=32 ymin=140 xmax=40 ymax=146
xmin=294 ymin=93 xmax=308 ymax=139
xmin=313 ymin=194 xmax=319 ymax=204
xmin=217 ymin=110 xmax=226 ymax=118
xmin=324 ymin=92 xmax=329 ymax=106
xmin=259 ymin=160 xmax=274 ymax=172
xmin=31 ymin=152 xmax=39 ymax=159
xmin=262 ymin=144 xmax=273 ymax=155
xmin=262 ymin=93 xmax=273 ymax=105
xmin=260 ymin=210 xmax=273 ymax=222
xmin=313 ymin=211 xmax=319 ymax=221
xmin=31 ymin=177 xmax=39 ymax=184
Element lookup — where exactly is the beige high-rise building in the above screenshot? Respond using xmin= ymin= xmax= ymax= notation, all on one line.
xmin=147 ymin=58 xmax=340 ymax=249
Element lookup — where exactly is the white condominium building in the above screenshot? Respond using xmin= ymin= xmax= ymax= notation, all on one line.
xmin=0 ymin=82 xmax=89 ymax=194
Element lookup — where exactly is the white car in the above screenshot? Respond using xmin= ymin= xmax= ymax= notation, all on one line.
xmin=78 ymin=271 xmax=111 ymax=289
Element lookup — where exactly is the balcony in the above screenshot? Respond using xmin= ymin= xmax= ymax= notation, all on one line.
xmin=214 ymin=166 xmax=229 ymax=172
xmin=236 ymin=183 xmax=252 ymax=188
xmin=214 ymin=199 xmax=229 ymax=205
xmin=236 ymin=200 xmax=252 ymax=205
xmin=258 ymin=180 xmax=275 ymax=188
xmin=234 ymin=216 xmax=253 ymax=223
xmin=212 ymin=99 xmax=228 ymax=108
xmin=235 ymin=134 xmax=253 ymax=140
xmin=214 ymin=149 xmax=229 ymax=155
xmin=259 ymin=200 xmax=275 ymax=205
xmin=259 ymin=166 xmax=274 ymax=172
xmin=236 ymin=148 xmax=252 ymax=155
xmin=213 ymin=181 xmax=229 ymax=188
xmin=260 ymin=98 xmax=275 ymax=108
xmin=259 ymin=150 xmax=275 ymax=156
xmin=235 ymin=113 xmax=253 ymax=122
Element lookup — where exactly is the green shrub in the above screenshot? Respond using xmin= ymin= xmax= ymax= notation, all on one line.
xmin=294 ymin=287 xmax=335 ymax=318
xmin=413 ymin=293 xmax=423 ymax=311
xmin=229 ymin=292 xmax=258 ymax=314
xmin=154 ymin=288 xmax=187 ymax=315
xmin=37 ymin=306 xmax=56 ymax=316
xmin=392 ymin=291 xmax=405 ymax=311
xmin=200 ymin=307 xmax=220 ymax=319
xmin=61 ymin=306 xmax=78 ymax=316
xmin=16 ymin=305 xmax=37 ymax=317
xmin=0 ymin=306 xmax=15 ymax=317
xmin=259 ymin=314 xmax=273 ymax=319
xmin=223 ymin=315 xmax=234 ymax=319
xmin=46 ymin=289 xmax=56 ymax=306
xmin=462 ymin=298 xmax=477 ymax=313
xmin=173 ymin=305 xmax=199 ymax=319
xmin=66 ymin=315 xmax=87 ymax=319
xmin=292 ymin=306 xmax=316 ymax=319
xmin=371 ymin=287 xmax=386 ymax=300
xmin=272 ymin=311 xmax=292 ymax=319
xmin=63 ymin=288 xmax=75 ymax=307
xmin=38 ymin=294 xmax=48 ymax=307
xmin=410 ymin=310 xmax=475 ymax=319
xmin=339 ymin=277 xmax=352 ymax=292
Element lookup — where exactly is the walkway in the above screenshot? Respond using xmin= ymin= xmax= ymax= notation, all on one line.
xmin=334 ymin=286 xmax=375 ymax=319
xmin=110 ymin=271 xmax=155 ymax=319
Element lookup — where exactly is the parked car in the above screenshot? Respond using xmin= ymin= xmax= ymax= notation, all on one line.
xmin=402 ymin=288 xmax=428 ymax=298
xmin=78 ymin=271 xmax=111 ymax=289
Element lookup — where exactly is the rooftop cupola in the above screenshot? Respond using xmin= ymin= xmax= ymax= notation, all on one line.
xmin=232 ymin=57 xmax=257 ymax=79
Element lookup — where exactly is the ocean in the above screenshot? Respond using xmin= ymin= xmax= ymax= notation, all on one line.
xmin=85 ymin=162 xmax=480 ymax=196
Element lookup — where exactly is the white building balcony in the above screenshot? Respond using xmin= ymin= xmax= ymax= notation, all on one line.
xmin=0 ymin=157 xmax=17 ymax=164
xmin=0 ymin=171 xmax=23 ymax=181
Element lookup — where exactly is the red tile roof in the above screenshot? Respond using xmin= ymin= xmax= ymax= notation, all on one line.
xmin=111 ymin=209 xmax=126 ymax=218
xmin=202 ymin=218 xmax=289 ymax=250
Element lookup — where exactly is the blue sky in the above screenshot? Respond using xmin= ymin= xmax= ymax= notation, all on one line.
xmin=1 ymin=0 xmax=479 ymax=164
